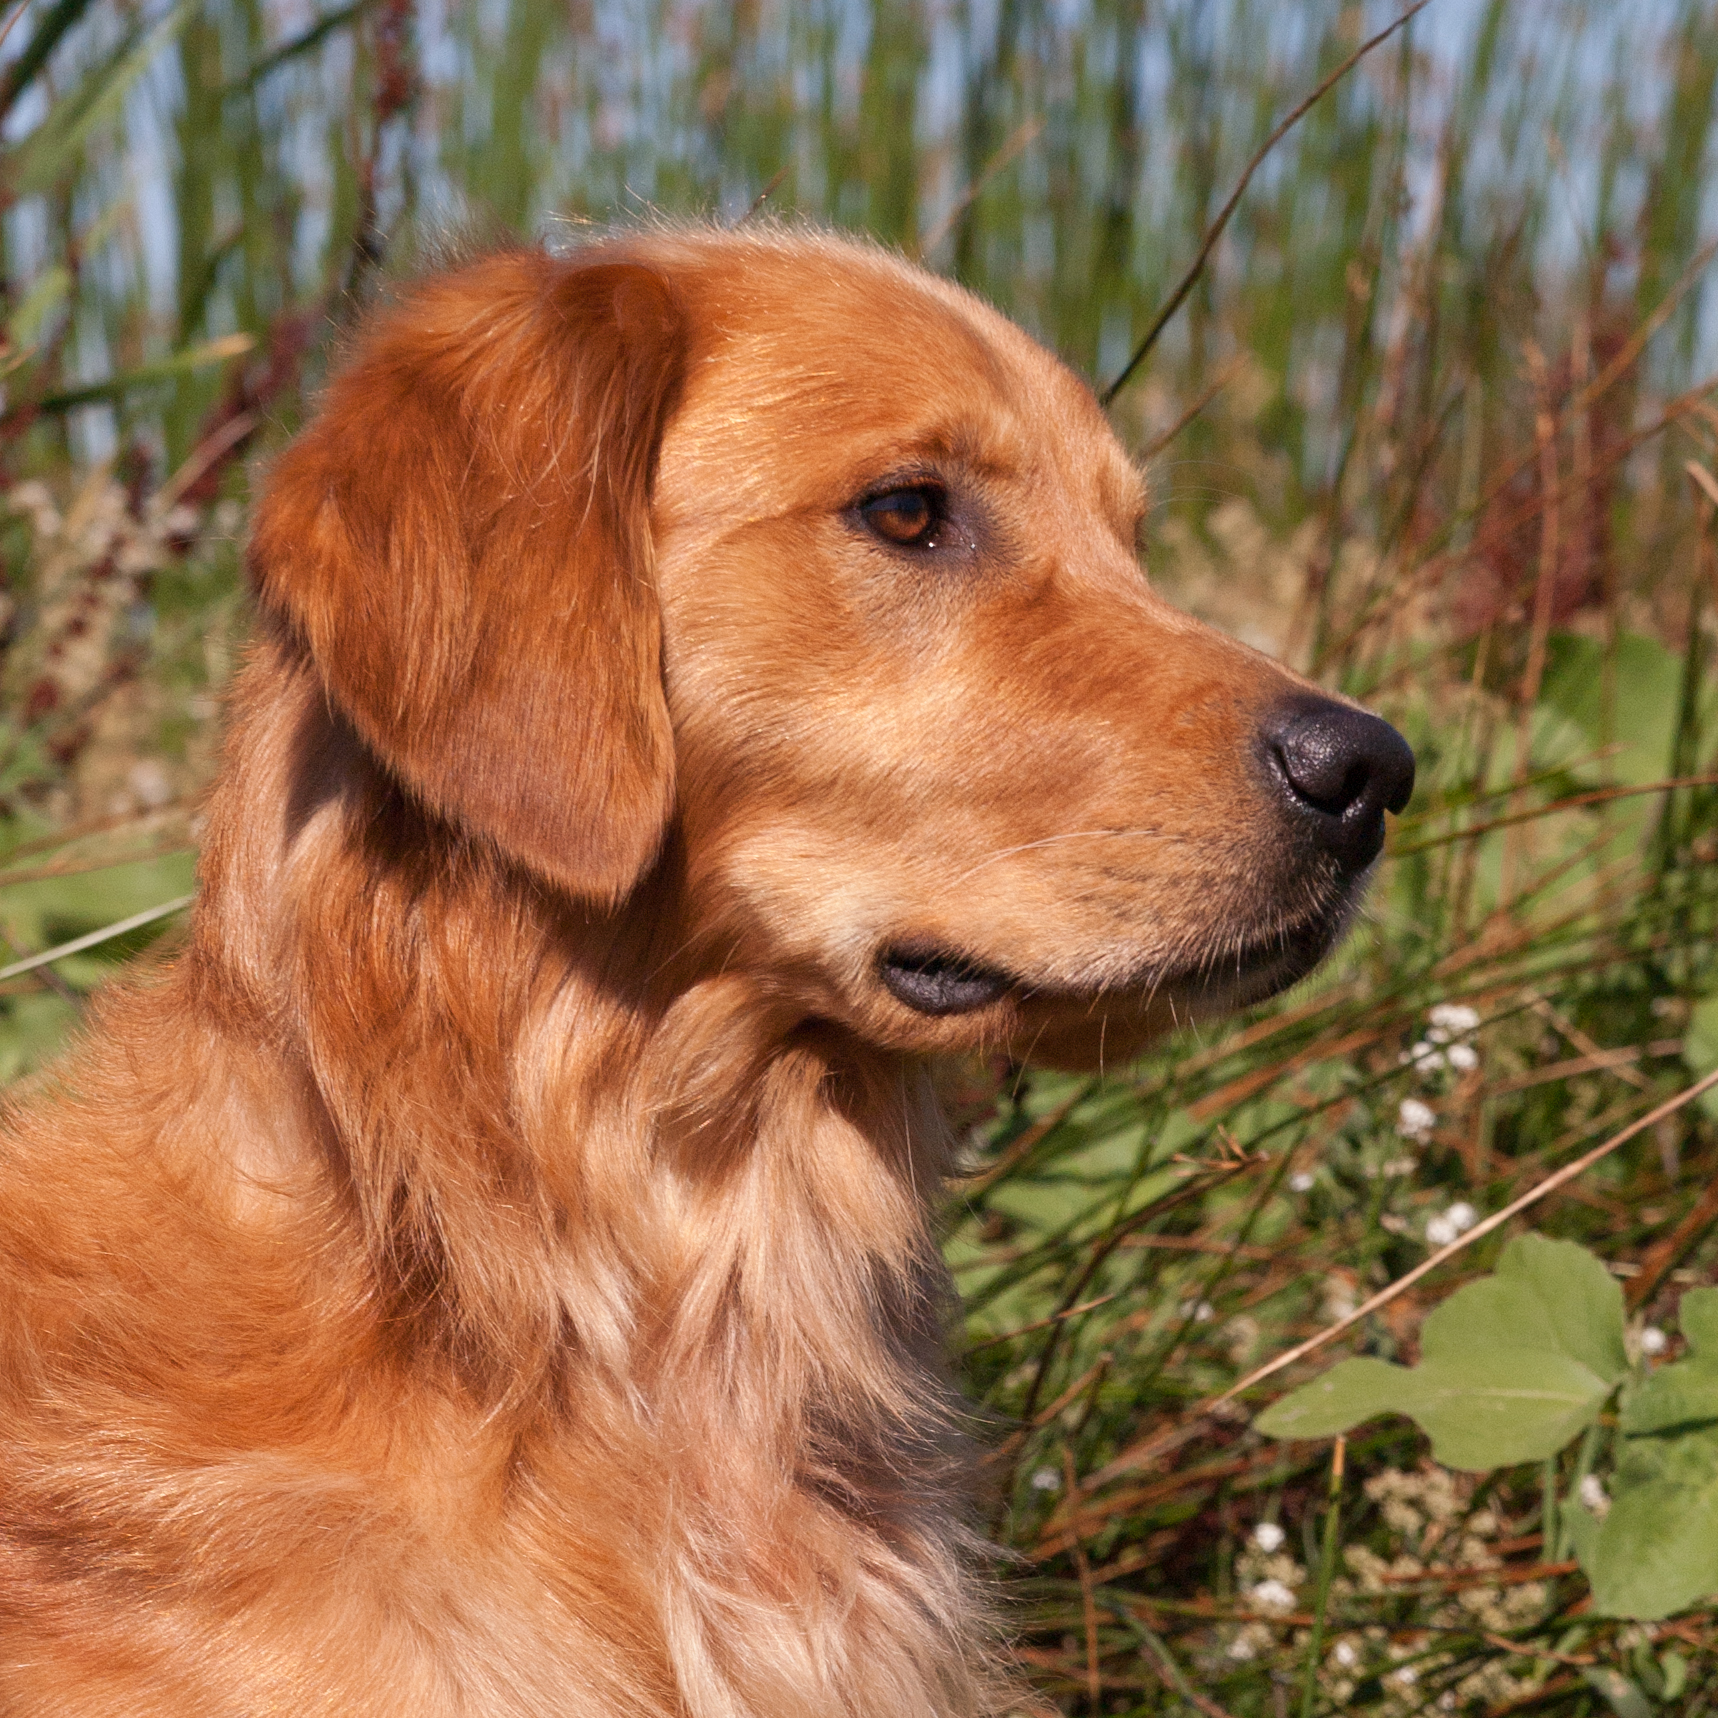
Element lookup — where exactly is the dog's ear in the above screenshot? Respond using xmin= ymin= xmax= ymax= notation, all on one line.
xmin=249 ymin=249 xmax=686 ymax=902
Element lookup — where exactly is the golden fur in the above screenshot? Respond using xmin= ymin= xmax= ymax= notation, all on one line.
xmin=0 ymin=227 xmax=1405 ymax=1715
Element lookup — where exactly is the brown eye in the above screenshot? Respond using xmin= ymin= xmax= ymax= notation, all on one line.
xmin=861 ymin=485 xmax=943 ymax=548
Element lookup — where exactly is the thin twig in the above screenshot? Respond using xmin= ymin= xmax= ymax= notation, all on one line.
xmin=736 ymin=166 xmax=788 ymax=226
xmin=1101 ymin=0 xmax=1435 ymax=406
xmin=1134 ymin=1622 xmax=1240 ymax=1718
xmin=1628 ymin=1174 xmax=1718 ymax=1310
xmin=0 ymin=894 xmax=194 ymax=983
xmin=1063 ymin=1447 xmax=1101 ymax=1711
xmin=964 ymin=1294 xmax=1119 ymax=1356
xmin=0 ymin=838 xmax=194 ymax=891
xmin=1137 ymin=354 xmax=1247 ymax=464
xmin=1502 ymin=342 xmax=1561 ymax=905
xmin=0 ymin=0 xmax=29 ymax=57
xmin=918 ymin=115 xmax=1044 ymax=261
xmin=1388 ymin=771 xmax=1718 ymax=857
xmin=158 ymin=410 xmax=259 ymax=510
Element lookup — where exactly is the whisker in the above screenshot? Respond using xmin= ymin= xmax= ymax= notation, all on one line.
xmin=951 ymin=826 xmax=1168 ymax=886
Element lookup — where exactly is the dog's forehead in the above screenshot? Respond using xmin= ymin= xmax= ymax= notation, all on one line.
xmin=649 ymin=233 xmax=1139 ymax=517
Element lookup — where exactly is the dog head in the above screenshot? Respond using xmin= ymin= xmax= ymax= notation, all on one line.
xmin=249 ymin=228 xmax=1412 ymax=1069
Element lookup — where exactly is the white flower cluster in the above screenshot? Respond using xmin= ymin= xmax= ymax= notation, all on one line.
xmin=1400 ymin=1002 xmax=1482 ymax=1079
xmin=1324 ymin=1467 xmax=1551 ymax=1714
xmin=1396 ymin=1097 xmax=1436 ymax=1143
xmin=1224 ymin=1523 xmax=1307 ymax=1662
xmin=1394 ymin=1004 xmax=1484 ymax=1153
xmin=1425 ymin=1200 xmax=1477 ymax=1248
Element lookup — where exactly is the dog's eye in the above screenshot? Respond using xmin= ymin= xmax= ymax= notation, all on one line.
xmin=861 ymin=486 xmax=945 ymax=549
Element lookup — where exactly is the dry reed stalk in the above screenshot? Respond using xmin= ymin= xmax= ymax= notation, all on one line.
xmin=1101 ymin=0 xmax=1435 ymax=405
xmin=1500 ymin=343 xmax=1562 ymax=908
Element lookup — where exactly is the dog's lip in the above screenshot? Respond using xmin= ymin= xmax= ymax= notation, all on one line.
xmin=1139 ymin=909 xmax=1345 ymax=1006
xmin=878 ymin=901 xmax=1349 ymax=1020
xmin=877 ymin=945 xmax=1015 ymax=1016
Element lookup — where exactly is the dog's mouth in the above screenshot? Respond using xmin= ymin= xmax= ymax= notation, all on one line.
xmin=1145 ymin=907 xmax=1350 ymax=1013
xmin=878 ymin=899 xmax=1356 ymax=1022
xmin=878 ymin=946 xmax=1014 ymax=1016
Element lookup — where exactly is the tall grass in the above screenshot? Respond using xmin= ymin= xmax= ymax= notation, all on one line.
xmin=3 ymin=1 xmax=1718 ymax=1710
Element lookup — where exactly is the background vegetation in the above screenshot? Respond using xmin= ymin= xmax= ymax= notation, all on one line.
xmin=4 ymin=0 xmax=1718 ymax=1710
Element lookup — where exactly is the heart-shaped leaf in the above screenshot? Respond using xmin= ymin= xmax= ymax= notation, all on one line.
xmin=1257 ymin=1236 xmax=1628 ymax=1470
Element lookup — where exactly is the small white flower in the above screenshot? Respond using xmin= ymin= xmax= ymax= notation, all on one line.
xmin=1427 ymin=1201 xmax=1477 ymax=1246
xmin=1446 ymin=1042 xmax=1480 ymax=1072
xmin=1383 ymin=1156 xmax=1416 ymax=1177
xmin=1401 ymin=1040 xmax=1446 ymax=1072
xmin=1289 ymin=1170 xmax=1315 ymax=1192
xmin=1332 ymin=1640 xmax=1359 ymax=1669
xmin=1429 ymin=1003 xmax=1481 ymax=1035
xmin=1578 ymin=1474 xmax=1611 ymax=1519
xmin=1397 ymin=1098 xmax=1436 ymax=1142
xmin=1640 ymin=1326 xmax=1669 ymax=1356
xmin=1251 ymin=1521 xmax=1286 ymax=1553
xmin=1180 ymin=1299 xmax=1215 ymax=1323
xmin=1227 ymin=1634 xmax=1258 ymax=1661
xmin=1028 ymin=1467 xmax=1061 ymax=1492
xmin=1249 ymin=1578 xmax=1297 ymax=1614
xmin=1390 ymin=1664 xmax=1418 ymax=1687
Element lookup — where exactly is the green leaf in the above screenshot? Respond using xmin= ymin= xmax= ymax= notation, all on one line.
xmin=1504 ymin=1235 xmax=1632 ymax=1382
xmin=1256 ymin=1236 xmax=1627 ymax=1469
xmin=1541 ymin=631 xmax=1683 ymax=789
xmin=1584 ymin=1422 xmax=1718 ymax=1619
xmin=1660 ymin=1651 xmax=1690 ymax=1702
xmin=1255 ymin=1356 xmax=1415 ymax=1441
xmin=1265 ymin=1348 xmax=1616 ymax=1469
xmin=1679 ymin=1286 xmax=1718 ymax=1356
xmin=0 ymin=990 xmax=79 ymax=1084
xmin=1580 ymin=1666 xmax=1656 ymax=1718
xmin=1563 ymin=1497 xmax=1603 ymax=1567
xmin=1581 ymin=1290 xmax=1718 ymax=1618
xmin=0 ymin=0 xmax=100 ymax=118
xmin=1686 ymin=998 xmax=1718 ymax=1122
xmin=1621 ymin=1358 xmax=1718 ymax=1437
xmin=1620 ymin=1288 xmax=1718 ymax=1437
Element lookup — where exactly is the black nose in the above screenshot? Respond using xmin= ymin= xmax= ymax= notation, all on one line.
xmin=1261 ymin=695 xmax=1415 ymax=872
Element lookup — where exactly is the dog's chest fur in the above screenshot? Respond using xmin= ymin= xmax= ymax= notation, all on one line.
xmin=0 ymin=1075 xmax=986 ymax=1718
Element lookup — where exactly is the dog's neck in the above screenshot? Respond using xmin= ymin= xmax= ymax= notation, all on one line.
xmin=187 ymin=643 xmax=960 ymax=1434
xmin=51 ymin=638 xmax=993 ymax=1711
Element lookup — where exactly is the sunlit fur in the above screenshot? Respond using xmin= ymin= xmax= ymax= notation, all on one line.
xmin=0 ymin=227 xmax=1351 ymax=1715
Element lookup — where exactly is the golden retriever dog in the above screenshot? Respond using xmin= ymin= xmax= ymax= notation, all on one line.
xmin=0 ymin=227 xmax=1412 ymax=1716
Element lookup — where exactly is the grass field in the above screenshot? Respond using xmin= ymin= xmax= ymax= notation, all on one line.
xmin=3 ymin=2 xmax=1718 ymax=1711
